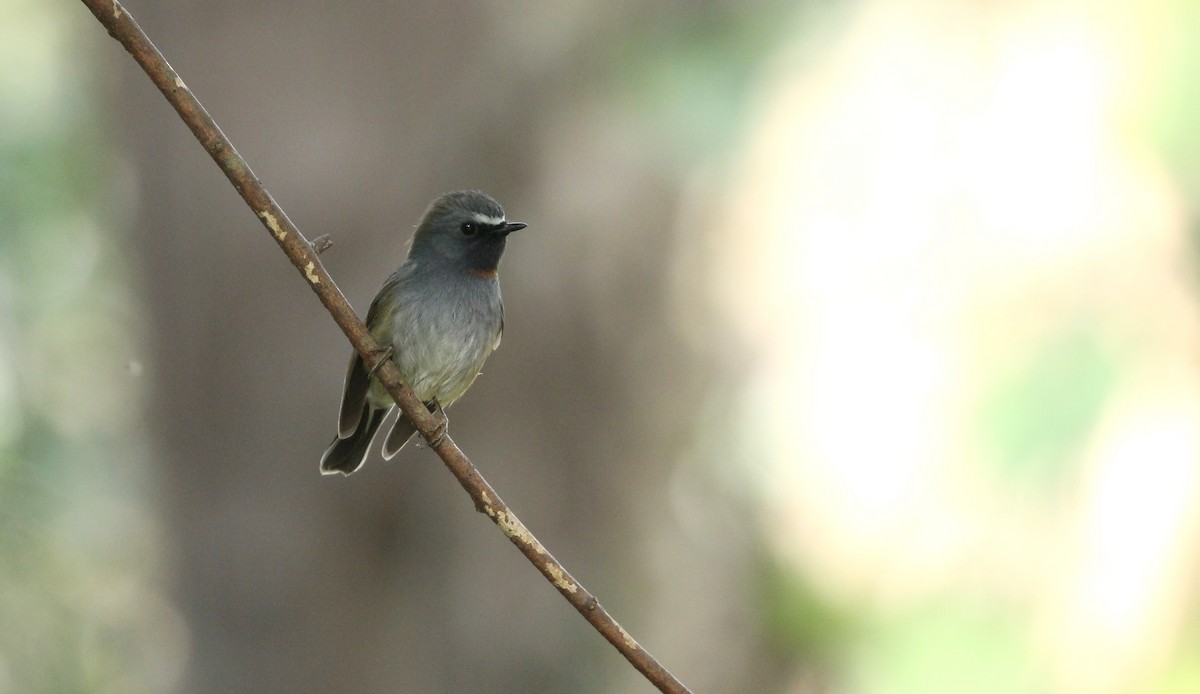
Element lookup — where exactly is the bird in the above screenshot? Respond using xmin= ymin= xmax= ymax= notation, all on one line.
xmin=320 ymin=190 xmax=525 ymax=476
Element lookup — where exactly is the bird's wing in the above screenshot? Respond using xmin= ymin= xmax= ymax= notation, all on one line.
xmin=337 ymin=350 xmax=370 ymax=439
xmin=494 ymin=302 xmax=504 ymax=351
xmin=363 ymin=267 xmax=407 ymax=326
xmin=337 ymin=266 xmax=411 ymax=438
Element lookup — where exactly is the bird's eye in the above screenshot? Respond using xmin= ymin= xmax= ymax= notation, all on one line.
xmin=460 ymin=221 xmax=477 ymax=236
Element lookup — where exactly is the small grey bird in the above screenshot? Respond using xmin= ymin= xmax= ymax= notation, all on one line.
xmin=320 ymin=190 xmax=525 ymax=475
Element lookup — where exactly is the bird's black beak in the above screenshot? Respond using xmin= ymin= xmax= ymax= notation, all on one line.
xmin=499 ymin=221 xmax=527 ymax=235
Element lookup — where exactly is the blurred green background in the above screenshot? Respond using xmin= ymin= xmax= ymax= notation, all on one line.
xmin=3 ymin=0 xmax=1200 ymax=692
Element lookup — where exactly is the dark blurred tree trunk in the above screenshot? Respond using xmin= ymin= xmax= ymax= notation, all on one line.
xmin=112 ymin=1 xmax=762 ymax=692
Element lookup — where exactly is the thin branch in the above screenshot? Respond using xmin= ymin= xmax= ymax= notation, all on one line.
xmin=310 ymin=234 xmax=334 ymax=254
xmin=79 ymin=1 xmax=691 ymax=692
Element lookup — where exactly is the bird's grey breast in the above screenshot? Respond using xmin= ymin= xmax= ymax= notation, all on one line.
xmin=389 ymin=268 xmax=503 ymax=405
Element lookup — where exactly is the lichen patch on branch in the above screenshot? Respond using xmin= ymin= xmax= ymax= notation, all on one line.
xmin=304 ymin=261 xmax=319 ymax=285
xmin=545 ymin=563 xmax=578 ymax=594
xmin=258 ymin=209 xmax=287 ymax=240
xmin=496 ymin=508 xmax=533 ymax=545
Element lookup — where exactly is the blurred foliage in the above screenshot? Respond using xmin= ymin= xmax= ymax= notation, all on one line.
xmin=850 ymin=598 xmax=1038 ymax=694
xmin=1149 ymin=0 xmax=1200 ymax=205
xmin=606 ymin=0 xmax=852 ymax=161
xmin=974 ymin=321 xmax=1119 ymax=492
xmin=697 ymin=0 xmax=1200 ymax=692
xmin=0 ymin=1 xmax=167 ymax=692
xmin=1146 ymin=624 xmax=1200 ymax=694
xmin=758 ymin=554 xmax=856 ymax=667
xmin=761 ymin=556 xmax=1048 ymax=692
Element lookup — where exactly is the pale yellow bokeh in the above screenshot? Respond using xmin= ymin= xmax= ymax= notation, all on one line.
xmin=695 ymin=0 xmax=1200 ymax=691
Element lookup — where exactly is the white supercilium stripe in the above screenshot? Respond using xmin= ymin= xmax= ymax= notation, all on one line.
xmin=472 ymin=213 xmax=505 ymax=225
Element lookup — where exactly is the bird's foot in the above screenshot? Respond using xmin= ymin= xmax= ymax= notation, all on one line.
xmin=427 ymin=403 xmax=449 ymax=448
xmin=365 ymin=346 xmax=394 ymax=379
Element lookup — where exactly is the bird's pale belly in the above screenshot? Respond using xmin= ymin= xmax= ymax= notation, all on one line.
xmin=366 ymin=315 xmax=498 ymax=409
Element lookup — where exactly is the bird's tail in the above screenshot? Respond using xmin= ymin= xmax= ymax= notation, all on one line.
xmin=381 ymin=414 xmax=417 ymax=460
xmin=320 ymin=407 xmax=386 ymax=476
xmin=381 ymin=402 xmax=438 ymax=460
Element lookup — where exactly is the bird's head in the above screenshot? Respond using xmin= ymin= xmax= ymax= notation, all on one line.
xmin=409 ymin=190 xmax=526 ymax=276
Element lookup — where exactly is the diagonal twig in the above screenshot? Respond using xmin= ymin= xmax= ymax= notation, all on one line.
xmin=78 ymin=1 xmax=690 ymax=692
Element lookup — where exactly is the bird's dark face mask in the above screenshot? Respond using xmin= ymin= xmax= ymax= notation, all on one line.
xmin=463 ymin=220 xmax=525 ymax=276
